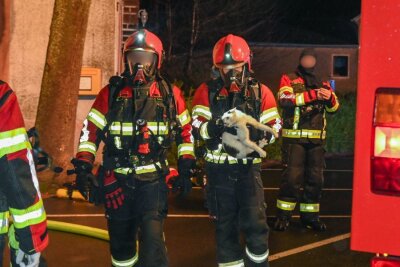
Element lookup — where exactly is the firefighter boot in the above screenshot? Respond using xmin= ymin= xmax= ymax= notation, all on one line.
xmin=274 ymin=216 xmax=290 ymax=231
xmin=301 ymin=212 xmax=327 ymax=231
xmin=302 ymin=219 xmax=327 ymax=231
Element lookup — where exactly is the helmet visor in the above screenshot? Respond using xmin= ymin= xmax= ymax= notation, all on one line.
xmin=126 ymin=50 xmax=158 ymax=76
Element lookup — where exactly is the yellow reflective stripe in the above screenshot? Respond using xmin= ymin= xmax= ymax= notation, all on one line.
xmin=10 ymin=199 xmax=46 ymax=229
xmin=200 ymin=122 xmax=211 ymax=139
xmin=0 ymin=212 xmax=9 ymax=234
xmin=178 ymin=109 xmax=191 ymax=126
xmin=114 ymin=160 xmax=169 ymax=175
xmin=78 ymin=141 xmax=97 ymax=154
xmin=295 ymin=93 xmax=305 ymax=106
xmin=147 ymin=122 xmax=169 ymax=135
xmin=114 ymin=167 xmax=132 ymax=175
xmin=277 ymin=199 xmax=296 ymax=211
xmin=204 ymin=151 xmax=261 ymax=165
xmin=8 ymin=224 xmax=19 ymax=250
xmin=278 ymin=86 xmax=294 ymax=94
xmin=282 ymin=129 xmax=326 ymax=139
xmin=192 ymin=105 xmax=212 ymax=120
xmin=135 ymin=162 xmax=162 ymax=174
xmin=259 ymin=107 xmax=280 ymax=124
xmin=246 ymin=247 xmax=269 ymax=263
xmin=253 ymin=158 xmax=262 ymax=164
xmin=218 ymin=260 xmax=245 ymax=267
xmin=325 ymin=93 xmax=339 ymax=112
xmin=111 ymin=253 xmax=138 ymax=267
xmin=87 ymin=108 xmax=107 ymax=130
xmin=178 ymin=143 xmax=195 ymax=157
xmin=0 ymin=128 xmax=31 ymax=158
xmin=109 ymin=122 xmax=169 ymax=135
xmin=110 ymin=122 xmax=134 ymax=136
xmin=109 ymin=122 xmax=121 ymax=134
xmin=300 ymin=203 xmax=320 ymax=212
xmin=121 ymin=123 xmax=133 ymax=136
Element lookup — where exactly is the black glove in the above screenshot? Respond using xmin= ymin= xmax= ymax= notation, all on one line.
xmin=173 ymin=158 xmax=196 ymax=197
xmin=71 ymin=158 xmax=97 ymax=200
xmin=206 ymin=118 xmax=224 ymax=138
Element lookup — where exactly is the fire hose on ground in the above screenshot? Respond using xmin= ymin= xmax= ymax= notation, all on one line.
xmin=46 ymin=220 xmax=109 ymax=241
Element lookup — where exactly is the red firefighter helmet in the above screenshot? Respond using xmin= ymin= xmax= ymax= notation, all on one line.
xmin=212 ymin=34 xmax=252 ymax=72
xmin=123 ymin=29 xmax=164 ymax=69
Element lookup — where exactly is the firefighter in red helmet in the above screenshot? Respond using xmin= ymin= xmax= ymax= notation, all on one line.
xmin=0 ymin=81 xmax=48 ymax=267
xmin=72 ymin=29 xmax=195 ymax=267
xmin=192 ymin=34 xmax=281 ymax=267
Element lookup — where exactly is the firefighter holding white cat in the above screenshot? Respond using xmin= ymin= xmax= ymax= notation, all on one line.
xmin=274 ymin=49 xmax=340 ymax=232
xmin=192 ymin=34 xmax=281 ymax=267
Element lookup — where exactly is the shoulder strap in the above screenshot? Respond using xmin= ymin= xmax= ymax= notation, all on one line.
xmin=248 ymin=79 xmax=262 ymax=120
xmin=108 ymin=76 xmax=125 ymax=111
xmin=158 ymin=79 xmax=177 ymax=122
xmin=207 ymin=78 xmax=224 ymax=107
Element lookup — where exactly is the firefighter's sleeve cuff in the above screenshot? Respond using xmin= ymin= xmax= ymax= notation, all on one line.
xmin=178 ymin=143 xmax=195 ymax=158
xmin=199 ymin=122 xmax=211 ymax=140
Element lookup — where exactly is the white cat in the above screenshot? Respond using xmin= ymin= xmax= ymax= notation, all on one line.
xmin=220 ymin=108 xmax=278 ymax=159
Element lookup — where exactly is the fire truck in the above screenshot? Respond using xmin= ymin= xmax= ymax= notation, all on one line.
xmin=351 ymin=0 xmax=400 ymax=265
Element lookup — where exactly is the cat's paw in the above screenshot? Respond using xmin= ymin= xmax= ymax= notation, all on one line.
xmin=259 ymin=150 xmax=267 ymax=158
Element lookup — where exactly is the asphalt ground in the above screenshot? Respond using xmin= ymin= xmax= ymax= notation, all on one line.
xmin=2 ymin=157 xmax=373 ymax=267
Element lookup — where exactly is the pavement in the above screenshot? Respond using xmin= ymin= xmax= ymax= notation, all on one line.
xmin=2 ymin=157 xmax=373 ymax=267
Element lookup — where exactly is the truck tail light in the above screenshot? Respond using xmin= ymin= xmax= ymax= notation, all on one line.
xmin=372 ymin=88 xmax=400 ymax=196
xmin=371 ymin=256 xmax=400 ymax=267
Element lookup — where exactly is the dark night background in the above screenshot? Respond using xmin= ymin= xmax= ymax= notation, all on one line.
xmin=140 ymin=0 xmax=361 ymax=56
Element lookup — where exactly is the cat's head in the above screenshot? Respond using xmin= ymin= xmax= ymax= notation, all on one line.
xmin=221 ymin=108 xmax=244 ymax=127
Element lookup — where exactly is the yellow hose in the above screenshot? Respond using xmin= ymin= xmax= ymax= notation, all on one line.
xmin=47 ymin=220 xmax=109 ymax=241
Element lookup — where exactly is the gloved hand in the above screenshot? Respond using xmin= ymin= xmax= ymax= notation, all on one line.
xmin=15 ymin=249 xmax=40 ymax=267
xmin=71 ymin=158 xmax=97 ymax=200
xmin=173 ymin=158 xmax=195 ymax=197
xmin=104 ymin=173 xmax=124 ymax=210
xmin=206 ymin=118 xmax=224 ymax=138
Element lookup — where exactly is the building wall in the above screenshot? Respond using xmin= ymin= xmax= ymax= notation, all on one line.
xmin=251 ymin=44 xmax=359 ymax=94
xmin=0 ymin=0 xmax=10 ymax=81
xmin=8 ymin=0 xmax=55 ymax=128
xmin=6 ymin=0 xmax=118 ymax=155
xmin=75 ymin=0 xmax=116 ymax=153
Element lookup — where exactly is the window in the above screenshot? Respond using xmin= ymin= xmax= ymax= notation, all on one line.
xmin=332 ymin=55 xmax=349 ymax=78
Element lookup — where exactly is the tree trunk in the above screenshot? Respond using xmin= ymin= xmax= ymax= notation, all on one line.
xmin=184 ymin=0 xmax=199 ymax=78
xmin=35 ymin=0 xmax=91 ymax=174
xmin=166 ymin=0 xmax=173 ymax=61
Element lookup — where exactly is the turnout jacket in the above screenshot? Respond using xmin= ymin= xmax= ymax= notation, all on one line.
xmin=0 ymin=81 xmax=48 ymax=254
xmin=191 ymin=78 xmax=281 ymax=164
xmin=278 ymin=73 xmax=340 ymax=144
xmin=76 ymin=80 xmax=194 ymax=178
